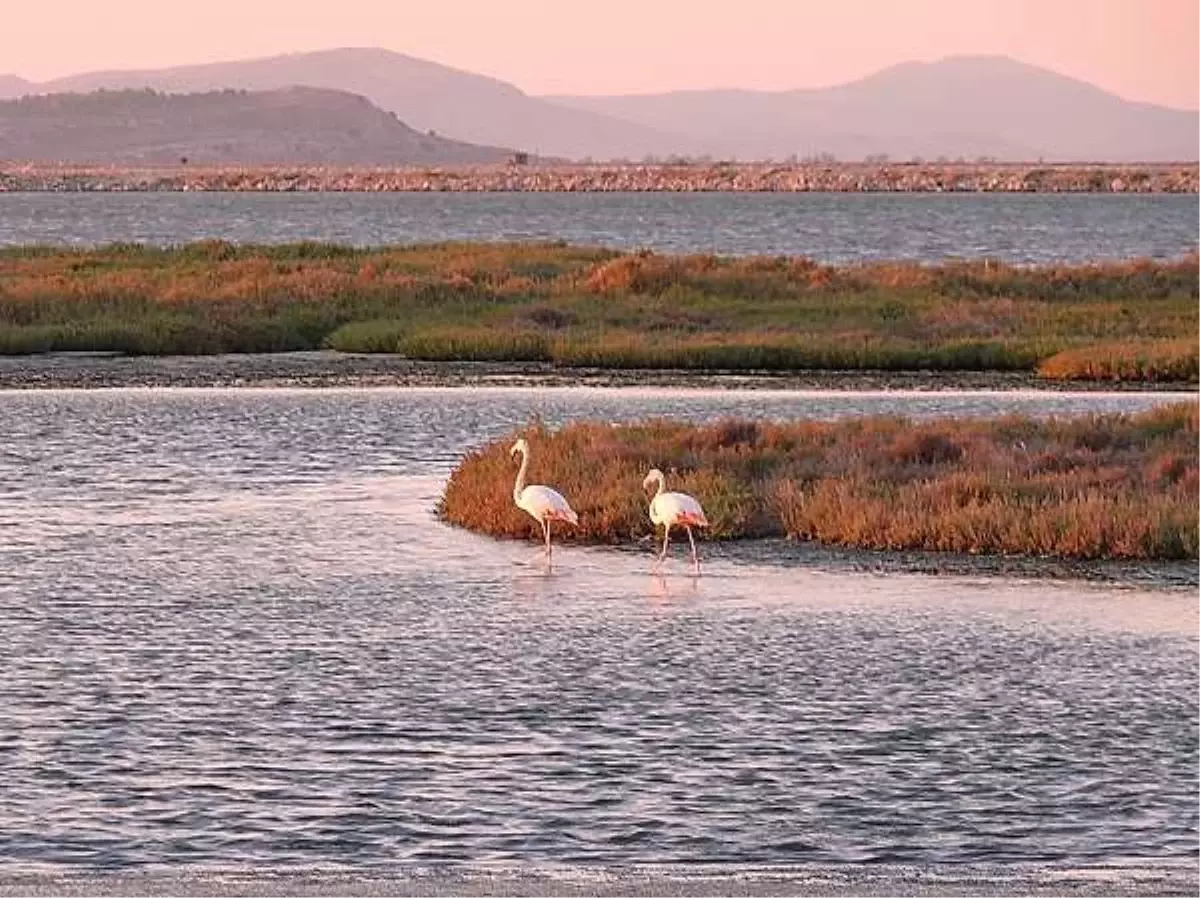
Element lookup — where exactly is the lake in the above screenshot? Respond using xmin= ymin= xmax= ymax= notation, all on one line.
xmin=1 ymin=386 xmax=1196 ymax=894
xmin=0 ymin=192 xmax=1196 ymax=262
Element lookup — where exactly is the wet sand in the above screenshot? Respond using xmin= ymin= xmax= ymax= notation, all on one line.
xmin=0 ymin=351 xmax=1193 ymax=392
xmin=1 ymin=865 xmax=1196 ymax=897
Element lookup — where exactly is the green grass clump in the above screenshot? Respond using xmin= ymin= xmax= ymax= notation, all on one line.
xmin=399 ymin=328 xmax=552 ymax=362
xmin=326 ymin=319 xmax=409 ymax=353
xmin=439 ymin=403 xmax=1199 ymax=561
xmin=1 ymin=242 xmax=1195 ymax=379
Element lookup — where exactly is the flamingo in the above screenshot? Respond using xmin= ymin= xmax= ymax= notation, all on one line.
xmin=643 ymin=468 xmax=709 ymax=572
xmin=510 ymin=437 xmax=578 ymax=563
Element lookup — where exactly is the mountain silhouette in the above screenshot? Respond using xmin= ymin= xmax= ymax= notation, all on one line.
xmin=2 ymin=51 xmax=1195 ymax=162
xmin=0 ymin=86 xmax=514 ymax=164
xmin=6 ymin=48 xmax=676 ymax=160
xmin=548 ymin=56 xmax=1198 ymax=162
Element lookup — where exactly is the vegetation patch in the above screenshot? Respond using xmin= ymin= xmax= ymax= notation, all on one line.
xmin=438 ymin=403 xmax=1199 ymax=561
xmin=1037 ymin=340 xmax=1199 ymax=383
xmin=0 ymin=242 xmax=1195 ymax=381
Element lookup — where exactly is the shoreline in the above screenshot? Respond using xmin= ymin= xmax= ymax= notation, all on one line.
xmin=1 ymin=351 xmax=1197 ymax=391
xmin=2 ymin=161 xmax=1197 ymax=193
xmin=0 ymin=864 xmax=1195 ymax=897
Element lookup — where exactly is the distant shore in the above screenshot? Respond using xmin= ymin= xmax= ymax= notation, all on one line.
xmin=1 ymin=161 xmax=1197 ymax=193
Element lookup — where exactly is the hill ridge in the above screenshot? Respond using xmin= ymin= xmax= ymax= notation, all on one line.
xmin=0 ymin=47 xmax=675 ymax=160
xmin=0 ymin=85 xmax=516 ymax=165
xmin=544 ymin=54 xmax=1199 ymax=162
xmin=2 ymin=50 xmax=1196 ymax=161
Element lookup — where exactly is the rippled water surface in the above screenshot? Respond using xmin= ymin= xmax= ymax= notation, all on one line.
xmin=1 ymin=387 xmax=1196 ymax=876
xmin=0 ymin=192 xmax=1196 ymax=261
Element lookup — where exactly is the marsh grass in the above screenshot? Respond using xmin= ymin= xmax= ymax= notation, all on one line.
xmin=326 ymin=319 xmax=409 ymax=353
xmin=1 ymin=242 xmax=1195 ymax=380
xmin=1037 ymin=340 xmax=1199 ymax=382
xmin=438 ymin=403 xmax=1199 ymax=560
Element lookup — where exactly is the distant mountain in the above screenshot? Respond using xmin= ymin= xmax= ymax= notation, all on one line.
xmin=16 ymin=47 xmax=678 ymax=160
xmin=2 ymin=52 xmax=1194 ymax=162
xmin=546 ymin=55 xmax=1200 ymax=162
xmin=0 ymin=74 xmax=31 ymax=99
xmin=0 ymin=87 xmax=514 ymax=164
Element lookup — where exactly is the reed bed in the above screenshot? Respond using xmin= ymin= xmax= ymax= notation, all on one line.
xmin=1 ymin=242 xmax=1195 ymax=380
xmin=438 ymin=403 xmax=1199 ymax=561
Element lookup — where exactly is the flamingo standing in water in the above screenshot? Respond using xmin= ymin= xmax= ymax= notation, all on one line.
xmin=643 ymin=468 xmax=709 ymax=573
xmin=511 ymin=438 xmax=578 ymax=564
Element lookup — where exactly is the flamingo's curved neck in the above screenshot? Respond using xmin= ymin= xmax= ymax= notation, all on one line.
xmin=650 ymin=471 xmax=665 ymax=498
xmin=513 ymin=447 xmax=529 ymax=501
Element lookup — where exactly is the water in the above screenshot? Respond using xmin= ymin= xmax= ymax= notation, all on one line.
xmin=1 ymin=386 xmax=1196 ymax=882
xmin=0 ymin=192 xmax=1196 ymax=262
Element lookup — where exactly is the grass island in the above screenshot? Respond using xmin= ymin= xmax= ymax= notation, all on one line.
xmin=0 ymin=241 xmax=1196 ymax=383
xmin=439 ymin=405 xmax=1199 ymax=561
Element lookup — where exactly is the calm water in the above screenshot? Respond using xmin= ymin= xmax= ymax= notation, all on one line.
xmin=1 ymin=386 xmax=1196 ymax=878
xmin=0 ymin=192 xmax=1196 ymax=261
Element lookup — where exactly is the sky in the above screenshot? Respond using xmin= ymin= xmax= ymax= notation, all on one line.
xmin=3 ymin=0 xmax=1196 ymax=108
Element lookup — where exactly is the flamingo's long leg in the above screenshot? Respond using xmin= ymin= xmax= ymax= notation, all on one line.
xmin=686 ymin=525 xmax=700 ymax=573
xmin=653 ymin=525 xmax=671 ymax=571
xmin=543 ymin=519 xmax=552 ymax=561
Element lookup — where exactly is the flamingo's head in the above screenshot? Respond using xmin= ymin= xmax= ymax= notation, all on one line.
xmin=642 ymin=468 xmax=664 ymax=492
xmin=510 ymin=437 xmax=529 ymax=458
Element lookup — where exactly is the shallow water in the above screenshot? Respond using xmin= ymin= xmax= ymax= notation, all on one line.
xmin=0 ymin=192 xmax=1196 ymax=262
xmin=0 ymin=387 xmax=1196 ymax=877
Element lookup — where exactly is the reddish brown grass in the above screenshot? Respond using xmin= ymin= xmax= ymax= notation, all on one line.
xmin=1037 ymin=340 xmax=1199 ymax=382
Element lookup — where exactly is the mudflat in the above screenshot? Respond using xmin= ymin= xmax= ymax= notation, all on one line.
xmin=0 ymin=352 xmax=1193 ymax=392
xmin=1 ymin=865 xmax=1196 ymax=897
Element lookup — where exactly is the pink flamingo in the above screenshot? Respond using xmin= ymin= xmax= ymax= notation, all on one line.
xmin=511 ymin=438 xmax=578 ymax=563
xmin=643 ymin=468 xmax=709 ymax=572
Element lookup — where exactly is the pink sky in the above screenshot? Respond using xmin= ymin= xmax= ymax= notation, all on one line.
xmin=5 ymin=0 xmax=1197 ymax=108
